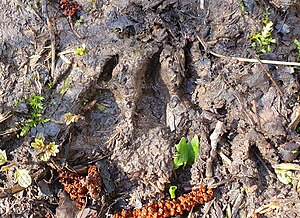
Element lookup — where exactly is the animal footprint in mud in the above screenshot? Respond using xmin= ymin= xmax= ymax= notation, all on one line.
xmin=160 ymin=47 xmax=188 ymax=132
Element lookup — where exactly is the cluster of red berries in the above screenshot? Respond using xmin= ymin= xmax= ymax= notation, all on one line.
xmin=60 ymin=0 xmax=82 ymax=17
xmin=113 ymin=185 xmax=214 ymax=218
xmin=59 ymin=165 xmax=102 ymax=209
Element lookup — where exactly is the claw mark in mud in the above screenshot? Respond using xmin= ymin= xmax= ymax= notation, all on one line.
xmin=99 ymin=55 xmax=119 ymax=82
xmin=106 ymin=46 xmax=161 ymax=139
xmin=133 ymin=49 xmax=169 ymax=133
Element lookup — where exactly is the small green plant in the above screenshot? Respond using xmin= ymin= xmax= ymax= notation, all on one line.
xmin=96 ymin=103 xmax=106 ymax=112
xmin=0 ymin=149 xmax=32 ymax=188
xmin=17 ymin=94 xmax=50 ymax=138
xmin=13 ymin=99 xmax=19 ymax=107
xmin=173 ymin=135 xmax=199 ymax=170
xmin=169 ymin=186 xmax=177 ymax=199
xmin=294 ymin=39 xmax=300 ymax=62
xmin=63 ymin=113 xmax=82 ymax=125
xmin=74 ymin=44 xmax=86 ymax=56
xmin=82 ymin=99 xmax=90 ymax=105
xmin=275 ymin=168 xmax=293 ymax=184
xmin=0 ymin=149 xmax=7 ymax=166
xmin=60 ymin=76 xmax=71 ymax=95
xmin=31 ymin=138 xmax=59 ymax=161
xmin=250 ymin=21 xmax=276 ymax=53
xmin=263 ymin=7 xmax=270 ymax=22
xmin=14 ymin=168 xmax=32 ymax=188
xmin=238 ymin=0 xmax=245 ymax=12
xmin=75 ymin=19 xmax=84 ymax=25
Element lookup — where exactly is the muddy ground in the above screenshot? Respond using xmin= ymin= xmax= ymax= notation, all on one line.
xmin=0 ymin=0 xmax=300 ymax=217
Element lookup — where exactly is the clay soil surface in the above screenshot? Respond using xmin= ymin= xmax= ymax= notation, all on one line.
xmin=0 ymin=0 xmax=300 ymax=217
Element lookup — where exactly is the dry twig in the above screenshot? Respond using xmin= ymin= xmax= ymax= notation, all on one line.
xmin=196 ymin=36 xmax=300 ymax=67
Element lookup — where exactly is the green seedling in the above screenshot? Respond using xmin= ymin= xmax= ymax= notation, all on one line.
xmin=17 ymin=94 xmax=50 ymax=138
xmin=263 ymin=7 xmax=270 ymax=23
xmin=289 ymin=102 xmax=295 ymax=108
xmin=173 ymin=135 xmax=199 ymax=170
xmin=31 ymin=138 xmax=59 ymax=161
xmin=0 ymin=149 xmax=32 ymax=188
xmin=275 ymin=168 xmax=293 ymax=184
xmin=273 ymin=163 xmax=300 ymax=187
xmin=294 ymin=39 xmax=300 ymax=61
xmin=47 ymin=82 xmax=53 ymax=88
xmin=250 ymin=21 xmax=276 ymax=53
xmin=0 ymin=149 xmax=7 ymax=166
xmin=14 ymin=169 xmax=32 ymax=188
xmin=64 ymin=113 xmax=82 ymax=125
xmin=169 ymin=186 xmax=177 ymax=199
xmin=96 ymin=103 xmax=106 ymax=112
xmin=74 ymin=44 xmax=86 ymax=56
xmin=60 ymin=76 xmax=71 ymax=95
xmin=83 ymin=99 xmax=90 ymax=105
xmin=76 ymin=19 xmax=84 ymax=25
xmin=238 ymin=0 xmax=245 ymax=12
xmin=13 ymin=99 xmax=19 ymax=107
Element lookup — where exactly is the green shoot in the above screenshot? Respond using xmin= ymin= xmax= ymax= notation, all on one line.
xmin=14 ymin=168 xmax=32 ymax=188
xmin=96 ymin=103 xmax=106 ymax=112
xmin=83 ymin=99 xmax=90 ymax=105
xmin=169 ymin=186 xmax=177 ymax=199
xmin=173 ymin=135 xmax=199 ymax=170
xmin=0 ymin=149 xmax=7 ymax=166
xmin=76 ymin=19 xmax=84 ymax=25
xmin=17 ymin=94 xmax=50 ymax=138
xmin=74 ymin=44 xmax=86 ymax=56
xmin=263 ymin=7 xmax=270 ymax=23
xmin=0 ymin=149 xmax=32 ymax=188
xmin=274 ymin=169 xmax=293 ymax=185
xmin=31 ymin=138 xmax=59 ymax=161
xmin=64 ymin=113 xmax=82 ymax=125
xmin=238 ymin=0 xmax=245 ymax=12
xmin=60 ymin=76 xmax=71 ymax=95
xmin=250 ymin=21 xmax=276 ymax=53
xmin=13 ymin=99 xmax=19 ymax=107
xmin=294 ymin=39 xmax=300 ymax=62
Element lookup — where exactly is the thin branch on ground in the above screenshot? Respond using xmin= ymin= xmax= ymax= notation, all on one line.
xmin=196 ymin=36 xmax=300 ymax=67
xmin=41 ymin=0 xmax=56 ymax=79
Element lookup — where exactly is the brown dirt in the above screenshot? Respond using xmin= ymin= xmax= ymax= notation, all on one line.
xmin=0 ymin=0 xmax=300 ymax=217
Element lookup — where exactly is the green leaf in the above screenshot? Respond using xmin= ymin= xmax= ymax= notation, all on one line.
xmin=0 ymin=150 xmax=7 ymax=166
xmin=14 ymin=169 xmax=32 ymax=188
xmin=74 ymin=45 xmax=86 ymax=56
xmin=174 ymin=137 xmax=187 ymax=169
xmin=250 ymin=20 xmax=275 ymax=54
xmin=60 ymin=76 xmax=71 ymax=95
xmin=64 ymin=113 xmax=81 ymax=125
xmin=31 ymin=138 xmax=45 ymax=152
xmin=96 ymin=103 xmax=106 ymax=112
xmin=274 ymin=169 xmax=293 ymax=185
xmin=41 ymin=142 xmax=59 ymax=161
xmin=173 ymin=135 xmax=200 ymax=170
xmin=169 ymin=186 xmax=177 ymax=199
xmin=190 ymin=135 xmax=199 ymax=163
